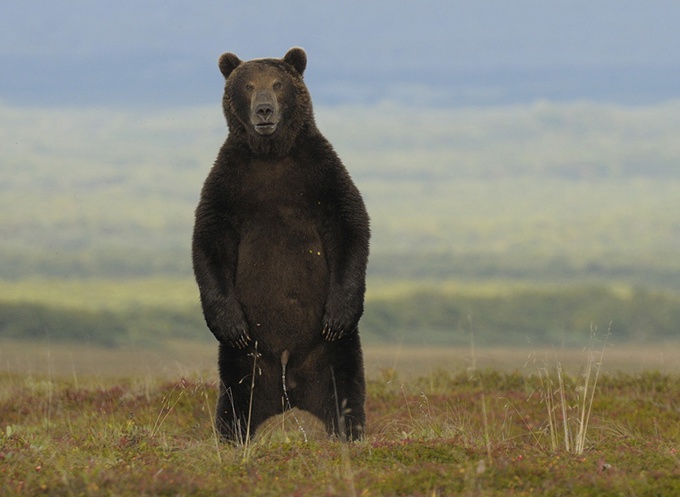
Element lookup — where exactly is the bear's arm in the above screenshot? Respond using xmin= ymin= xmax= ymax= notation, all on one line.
xmin=192 ymin=197 xmax=250 ymax=349
xmin=319 ymin=161 xmax=371 ymax=341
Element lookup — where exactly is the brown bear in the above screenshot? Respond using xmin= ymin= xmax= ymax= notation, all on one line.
xmin=192 ymin=47 xmax=370 ymax=442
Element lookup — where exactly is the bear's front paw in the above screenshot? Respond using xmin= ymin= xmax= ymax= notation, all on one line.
xmin=205 ymin=300 xmax=252 ymax=349
xmin=321 ymin=320 xmax=356 ymax=342
xmin=322 ymin=321 xmax=343 ymax=341
xmin=217 ymin=325 xmax=252 ymax=349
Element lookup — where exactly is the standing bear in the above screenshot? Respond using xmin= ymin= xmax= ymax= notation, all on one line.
xmin=192 ymin=48 xmax=370 ymax=442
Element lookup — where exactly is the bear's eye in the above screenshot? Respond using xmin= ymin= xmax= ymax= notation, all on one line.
xmin=273 ymin=81 xmax=282 ymax=90
xmin=245 ymin=83 xmax=254 ymax=91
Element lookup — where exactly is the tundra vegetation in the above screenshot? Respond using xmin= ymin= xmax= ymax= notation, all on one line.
xmin=2 ymin=352 xmax=680 ymax=495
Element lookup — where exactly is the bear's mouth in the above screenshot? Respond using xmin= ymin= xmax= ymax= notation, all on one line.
xmin=254 ymin=123 xmax=278 ymax=136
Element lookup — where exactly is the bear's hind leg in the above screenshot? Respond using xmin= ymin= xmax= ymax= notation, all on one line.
xmin=216 ymin=382 xmax=284 ymax=443
xmin=216 ymin=346 xmax=288 ymax=443
xmin=215 ymin=381 xmax=249 ymax=443
xmin=327 ymin=361 xmax=366 ymax=441
xmin=297 ymin=337 xmax=366 ymax=441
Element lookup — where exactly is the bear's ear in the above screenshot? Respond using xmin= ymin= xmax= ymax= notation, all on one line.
xmin=218 ymin=53 xmax=242 ymax=79
xmin=283 ymin=47 xmax=307 ymax=76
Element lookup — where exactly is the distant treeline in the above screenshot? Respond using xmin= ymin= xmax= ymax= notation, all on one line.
xmin=2 ymin=286 xmax=678 ymax=348
xmin=363 ymin=286 xmax=680 ymax=346
xmin=0 ymin=302 xmax=208 ymax=348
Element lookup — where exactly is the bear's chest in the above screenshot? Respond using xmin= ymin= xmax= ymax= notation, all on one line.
xmin=234 ymin=157 xmax=319 ymax=217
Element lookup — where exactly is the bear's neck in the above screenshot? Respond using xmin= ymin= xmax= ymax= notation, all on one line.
xmin=246 ymin=133 xmax=294 ymax=157
xmin=232 ymin=121 xmax=318 ymax=158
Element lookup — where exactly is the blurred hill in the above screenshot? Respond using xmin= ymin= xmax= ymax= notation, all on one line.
xmin=2 ymin=97 xmax=680 ymax=346
xmin=1 ymin=99 xmax=680 ymax=290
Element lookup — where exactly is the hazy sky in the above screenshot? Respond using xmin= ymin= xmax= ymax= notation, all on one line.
xmin=2 ymin=1 xmax=680 ymax=107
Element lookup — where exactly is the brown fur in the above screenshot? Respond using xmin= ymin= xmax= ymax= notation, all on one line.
xmin=192 ymin=48 xmax=370 ymax=442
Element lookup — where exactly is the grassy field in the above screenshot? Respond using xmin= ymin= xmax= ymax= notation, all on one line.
xmin=2 ymin=341 xmax=680 ymax=495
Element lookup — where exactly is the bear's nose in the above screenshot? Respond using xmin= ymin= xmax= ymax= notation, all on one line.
xmin=255 ymin=103 xmax=274 ymax=122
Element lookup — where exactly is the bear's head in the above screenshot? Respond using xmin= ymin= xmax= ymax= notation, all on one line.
xmin=218 ymin=47 xmax=314 ymax=156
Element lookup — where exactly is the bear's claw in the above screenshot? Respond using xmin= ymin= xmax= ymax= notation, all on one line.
xmin=322 ymin=322 xmax=348 ymax=342
xmin=235 ymin=330 xmax=251 ymax=349
xmin=223 ymin=328 xmax=251 ymax=349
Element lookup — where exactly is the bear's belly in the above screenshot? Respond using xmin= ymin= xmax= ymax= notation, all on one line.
xmin=234 ymin=217 xmax=329 ymax=355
